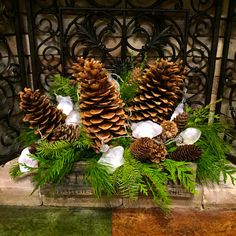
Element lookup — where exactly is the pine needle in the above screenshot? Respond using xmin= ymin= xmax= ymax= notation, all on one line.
xmin=17 ymin=128 xmax=39 ymax=147
xmin=118 ymin=70 xmax=139 ymax=103
xmin=30 ymin=140 xmax=79 ymax=192
xmin=49 ymin=74 xmax=78 ymax=103
xmin=9 ymin=163 xmax=22 ymax=180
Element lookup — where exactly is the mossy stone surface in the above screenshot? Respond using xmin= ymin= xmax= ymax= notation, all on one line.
xmin=0 ymin=206 xmax=112 ymax=236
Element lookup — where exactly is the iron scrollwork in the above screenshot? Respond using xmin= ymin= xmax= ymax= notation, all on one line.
xmin=2 ymin=0 xmax=235 ymax=163
xmin=185 ymin=0 xmax=216 ymax=106
xmin=61 ymin=9 xmax=187 ymax=74
xmin=0 ymin=34 xmax=22 ymax=164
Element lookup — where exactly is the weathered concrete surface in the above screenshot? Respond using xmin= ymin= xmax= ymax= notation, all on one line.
xmin=203 ymin=181 xmax=236 ymax=209
xmin=112 ymin=208 xmax=236 ymax=236
xmin=121 ymin=185 xmax=203 ymax=209
xmin=0 ymin=160 xmax=42 ymax=206
xmin=42 ymin=195 xmax=123 ymax=208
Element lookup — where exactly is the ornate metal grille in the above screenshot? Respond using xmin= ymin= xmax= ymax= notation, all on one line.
xmin=0 ymin=0 xmax=235 ymax=164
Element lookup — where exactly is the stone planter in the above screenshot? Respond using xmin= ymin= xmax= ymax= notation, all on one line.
xmin=40 ymin=161 xmax=199 ymax=208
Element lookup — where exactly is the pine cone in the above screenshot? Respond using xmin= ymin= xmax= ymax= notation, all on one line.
xmin=128 ymin=59 xmax=186 ymax=123
xmin=173 ymin=112 xmax=189 ymax=132
xmin=130 ymin=67 xmax=143 ymax=84
xmin=73 ymin=57 xmax=127 ymax=151
xmin=49 ymin=124 xmax=80 ymax=142
xmin=169 ymin=144 xmax=202 ymax=161
xmin=19 ymin=88 xmax=65 ymax=137
xmin=130 ymin=137 xmax=166 ymax=163
xmin=161 ymin=120 xmax=178 ymax=139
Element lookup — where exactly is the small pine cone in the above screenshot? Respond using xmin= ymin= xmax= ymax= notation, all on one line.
xmin=69 ymin=79 xmax=77 ymax=86
xmin=130 ymin=137 xmax=167 ymax=163
xmin=19 ymin=88 xmax=65 ymax=137
xmin=173 ymin=112 xmax=189 ymax=132
xmin=130 ymin=67 xmax=143 ymax=84
xmin=169 ymin=144 xmax=202 ymax=161
xmin=130 ymin=137 xmax=154 ymax=161
xmin=49 ymin=124 xmax=80 ymax=142
xmin=150 ymin=140 xmax=167 ymax=163
xmin=155 ymin=133 xmax=167 ymax=143
xmin=161 ymin=120 xmax=178 ymax=139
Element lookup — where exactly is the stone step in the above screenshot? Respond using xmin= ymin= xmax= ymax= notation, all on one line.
xmin=0 ymin=160 xmax=42 ymax=206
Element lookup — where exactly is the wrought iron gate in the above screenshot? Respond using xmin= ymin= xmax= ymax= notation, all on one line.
xmin=0 ymin=0 xmax=235 ymax=164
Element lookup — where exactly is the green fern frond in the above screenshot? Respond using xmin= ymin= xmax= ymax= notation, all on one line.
xmin=195 ymin=122 xmax=235 ymax=184
xmin=30 ymin=140 xmax=79 ymax=192
xmin=35 ymin=140 xmax=72 ymax=158
xmin=186 ymin=100 xmax=221 ymax=127
xmin=163 ymin=159 xmax=196 ymax=194
xmin=113 ymin=149 xmax=143 ymax=200
xmin=85 ymin=158 xmax=114 ymax=197
xmin=141 ymin=164 xmax=170 ymax=211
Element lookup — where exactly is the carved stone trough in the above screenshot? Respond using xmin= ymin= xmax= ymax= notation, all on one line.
xmin=40 ymin=161 xmax=197 ymax=208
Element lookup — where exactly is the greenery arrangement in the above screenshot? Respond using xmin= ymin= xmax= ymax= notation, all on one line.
xmin=10 ymin=57 xmax=236 ymax=211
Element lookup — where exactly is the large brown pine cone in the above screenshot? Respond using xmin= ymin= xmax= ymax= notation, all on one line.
xmin=73 ymin=57 xmax=127 ymax=151
xmin=128 ymin=59 xmax=186 ymax=123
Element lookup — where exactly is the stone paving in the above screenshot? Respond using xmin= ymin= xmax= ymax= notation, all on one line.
xmin=112 ymin=208 xmax=236 ymax=236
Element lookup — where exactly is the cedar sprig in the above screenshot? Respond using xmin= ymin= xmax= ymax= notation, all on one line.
xmin=112 ymin=149 xmax=144 ymax=200
xmin=162 ymin=159 xmax=196 ymax=194
xmin=85 ymin=158 xmax=115 ymax=197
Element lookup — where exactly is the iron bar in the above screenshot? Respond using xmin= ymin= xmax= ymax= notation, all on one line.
xmin=216 ymin=0 xmax=236 ymax=114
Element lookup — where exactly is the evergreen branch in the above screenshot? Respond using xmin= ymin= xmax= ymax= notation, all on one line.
xmin=35 ymin=140 xmax=72 ymax=158
xmin=186 ymin=100 xmax=221 ymax=127
xmin=49 ymin=74 xmax=78 ymax=103
xmin=196 ymin=123 xmax=235 ymax=184
xmin=119 ymin=70 xmax=139 ymax=103
xmin=141 ymin=164 xmax=171 ymax=211
xmin=110 ymin=136 xmax=133 ymax=149
xmin=9 ymin=163 xmax=23 ymax=180
xmin=73 ymin=129 xmax=93 ymax=149
xmin=85 ymin=158 xmax=114 ymax=197
xmin=112 ymin=149 xmax=143 ymax=200
xmin=30 ymin=140 xmax=79 ymax=192
xmin=163 ymin=159 xmax=196 ymax=194
xmin=17 ymin=127 xmax=39 ymax=147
